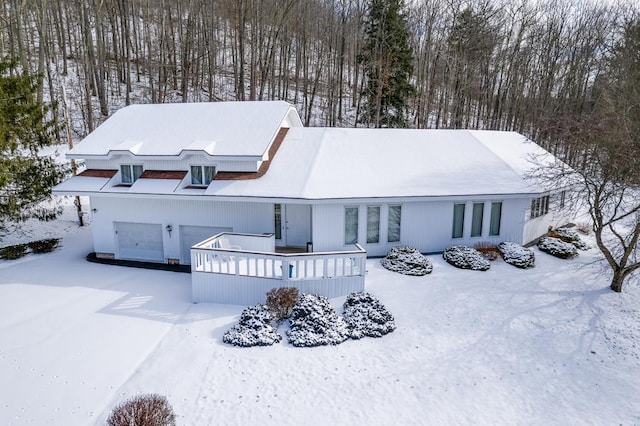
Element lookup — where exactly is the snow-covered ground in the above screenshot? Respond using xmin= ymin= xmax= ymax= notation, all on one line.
xmin=1 ymin=201 xmax=640 ymax=425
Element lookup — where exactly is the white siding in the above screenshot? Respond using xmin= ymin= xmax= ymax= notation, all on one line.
xmin=313 ymin=198 xmax=530 ymax=256
xmin=192 ymin=274 xmax=364 ymax=305
xmin=522 ymin=192 xmax=573 ymax=244
xmin=90 ymin=197 xmax=272 ymax=262
xmin=84 ymin=155 xmax=258 ymax=173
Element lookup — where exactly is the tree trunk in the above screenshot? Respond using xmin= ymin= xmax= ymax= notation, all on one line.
xmin=610 ymin=270 xmax=625 ymax=293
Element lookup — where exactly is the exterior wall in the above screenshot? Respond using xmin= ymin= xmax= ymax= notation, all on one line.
xmin=85 ymin=155 xmax=259 ymax=174
xmin=192 ymin=274 xmax=364 ymax=305
xmin=522 ymin=192 xmax=573 ymax=244
xmin=89 ymin=196 xmax=272 ymax=262
xmin=312 ymin=198 xmax=529 ymax=256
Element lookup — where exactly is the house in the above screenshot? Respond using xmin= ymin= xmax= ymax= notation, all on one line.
xmin=53 ymin=101 xmax=570 ymax=304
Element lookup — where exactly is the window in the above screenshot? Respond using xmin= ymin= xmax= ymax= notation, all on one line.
xmin=452 ymin=203 xmax=465 ymax=238
xmin=121 ymin=164 xmax=143 ymax=185
xmin=471 ymin=203 xmax=484 ymax=237
xmin=274 ymin=204 xmax=282 ymax=240
xmin=388 ymin=205 xmax=402 ymax=243
xmin=559 ymin=190 xmax=566 ymax=209
xmin=530 ymin=195 xmax=550 ymax=219
xmin=367 ymin=206 xmax=380 ymax=243
xmin=191 ymin=165 xmax=216 ymax=186
xmin=489 ymin=202 xmax=502 ymax=236
xmin=345 ymin=207 xmax=359 ymax=245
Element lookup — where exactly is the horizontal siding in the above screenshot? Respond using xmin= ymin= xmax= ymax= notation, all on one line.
xmin=84 ymin=155 xmax=258 ymax=173
xmin=90 ymin=197 xmax=272 ymax=261
xmin=313 ymin=198 xmax=530 ymax=256
xmin=192 ymin=273 xmax=364 ymax=305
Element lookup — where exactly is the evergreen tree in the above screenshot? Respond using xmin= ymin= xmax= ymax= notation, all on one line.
xmin=0 ymin=57 xmax=65 ymax=232
xmin=358 ymin=0 xmax=415 ymax=128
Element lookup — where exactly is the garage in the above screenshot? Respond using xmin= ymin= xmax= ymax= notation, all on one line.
xmin=115 ymin=222 xmax=164 ymax=262
xmin=180 ymin=225 xmax=232 ymax=264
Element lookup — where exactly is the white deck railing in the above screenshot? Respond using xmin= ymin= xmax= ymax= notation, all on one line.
xmin=191 ymin=232 xmax=366 ymax=305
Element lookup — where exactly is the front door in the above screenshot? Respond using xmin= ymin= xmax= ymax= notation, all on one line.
xmin=277 ymin=204 xmax=311 ymax=247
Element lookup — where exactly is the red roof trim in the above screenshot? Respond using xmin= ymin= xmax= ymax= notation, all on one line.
xmin=214 ymin=127 xmax=289 ymax=181
xmin=140 ymin=170 xmax=188 ymax=180
xmin=78 ymin=169 xmax=118 ymax=178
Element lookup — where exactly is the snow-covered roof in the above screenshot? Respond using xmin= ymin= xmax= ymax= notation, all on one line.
xmin=56 ymin=128 xmax=549 ymax=200
xmin=67 ymin=101 xmax=301 ymax=159
xmin=205 ymin=128 xmax=543 ymax=199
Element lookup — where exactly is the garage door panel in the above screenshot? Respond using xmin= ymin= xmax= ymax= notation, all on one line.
xmin=180 ymin=226 xmax=232 ymax=264
xmin=115 ymin=222 xmax=164 ymax=262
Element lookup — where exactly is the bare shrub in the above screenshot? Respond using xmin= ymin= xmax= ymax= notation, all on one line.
xmin=473 ymin=242 xmax=500 ymax=261
xmin=106 ymin=394 xmax=176 ymax=426
xmin=575 ymin=221 xmax=592 ymax=235
xmin=266 ymin=287 xmax=299 ymax=322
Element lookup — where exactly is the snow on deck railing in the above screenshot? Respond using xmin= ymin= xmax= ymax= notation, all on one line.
xmin=191 ymin=233 xmax=366 ymax=281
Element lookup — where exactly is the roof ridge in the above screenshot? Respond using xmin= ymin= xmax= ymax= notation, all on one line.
xmin=299 ymin=128 xmax=330 ymax=199
xmin=465 ymin=130 xmax=529 ymax=182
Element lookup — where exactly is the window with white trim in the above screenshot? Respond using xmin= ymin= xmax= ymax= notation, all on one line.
xmin=387 ymin=205 xmax=401 ymax=243
xmin=274 ymin=204 xmax=282 ymax=240
xmin=120 ymin=164 xmax=143 ymax=185
xmin=489 ymin=202 xmax=502 ymax=236
xmin=530 ymin=195 xmax=550 ymax=219
xmin=367 ymin=206 xmax=380 ymax=243
xmin=452 ymin=203 xmax=465 ymax=238
xmin=191 ymin=165 xmax=216 ymax=186
xmin=345 ymin=207 xmax=359 ymax=245
xmin=471 ymin=203 xmax=484 ymax=237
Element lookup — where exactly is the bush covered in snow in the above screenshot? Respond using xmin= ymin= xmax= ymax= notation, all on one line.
xmin=443 ymin=245 xmax=491 ymax=271
xmin=537 ymin=237 xmax=578 ymax=259
xmin=28 ymin=238 xmax=60 ymax=254
xmin=0 ymin=243 xmax=28 ymax=260
xmin=107 ymin=393 xmax=176 ymax=426
xmin=223 ymin=304 xmax=282 ymax=347
xmin=343 ymin=292 xmax=396 ymax=339
xmin=380 ymin=246 xmax=433 ymax=275
xmin=266 ymin=287 xmax=299 ymax=322
xmin=551 ymin=227 xmax=590 ymax=250
xmin=497 ymin=242 xmax=535 ymax=268
xmin=287 ymin=294 xmax=349 ymax=347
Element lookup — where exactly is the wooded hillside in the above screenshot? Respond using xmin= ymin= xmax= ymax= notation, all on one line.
xmin=1 ymin=0 xmax=636 ymax=151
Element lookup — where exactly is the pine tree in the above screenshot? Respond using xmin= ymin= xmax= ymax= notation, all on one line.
xmin=358 ymin=0 xmax=415 ymax=128
xmin=0 ymin=57 xmax=65 ymax=232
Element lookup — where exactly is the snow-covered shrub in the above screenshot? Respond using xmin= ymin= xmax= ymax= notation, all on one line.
xmin=223 ymin=304 xmax=282 ymax=347
xmin=380 ymin=246 xmax=433 ymax=275
xmin=0 ymin=243 xmax=28 ymax=260
xmin=551 ymin=227 xmax=590 ymax=250
xmin=287 ymin=294 xmax=349 ymax=347
xmin=28 ymin=238 xmax=60 ymax=254
xmin=343 ymin=292 xmax=396 ymax=339
xmin=107 ymin=393 xmax=176 ymax=426
xmin=497 ymin=242 xmax=535 ymax=268
xmin=380 ymin=246 xmax=432 ymax=275
xmin=443 ymin=245 xmax=491 ymax=271
xmin=473 ymin=242 xmax=500 ymax=261
xmin=266 ymin=287 xmax=299 ymax=322
xmin=537 ymin=237 xmax=579 ymax=259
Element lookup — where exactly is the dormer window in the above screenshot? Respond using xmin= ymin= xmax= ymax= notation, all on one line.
xmin=121 ymin=164 xmax=143 ymax=184
xmin=191 ymin=165 xmax=216 ymax=186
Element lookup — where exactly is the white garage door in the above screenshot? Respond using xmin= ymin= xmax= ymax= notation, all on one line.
xmin=115 ymin=222 xmax=164 ymax=262
xmin=180 ymin=225 xmax=232 ymax=264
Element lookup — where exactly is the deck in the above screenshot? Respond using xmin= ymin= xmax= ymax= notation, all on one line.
xmin=190 ymin=233 xmax=366 ymax=305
